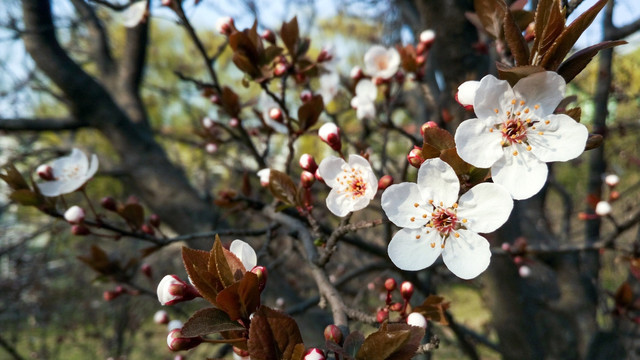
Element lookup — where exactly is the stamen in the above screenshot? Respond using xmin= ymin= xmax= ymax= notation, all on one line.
xmin=520 ymin=100 xmax=525 ymax=106
xmin=527 ymin=145 xmax=532 ymax=151
xmin=462 ymin=219 xmax=467 ymax=223
xmin=422 ymin=214 xmax=427 ymax=218
xmin=410 ymin=217 xmax=415 ymax=222
xmin=489 ymin=128 xmax=494 ymax=132
xmin=511 ymin=99 xmax=516 ymax=105
xmin=416 ymin=235 xmax=421 ymax=239
xmin=534 ymin=104 xmax=540 ymax=110
xmin=494 ymin=108 xmax=499 ymax=113
xmin=430 ymin=243 xmax=436 ymax=248
xmin=513 ymin=150 xmax=518 ymax=156
xmin=524 ymin=108 xmax=530 ymax=113
xmin=440 ymin=243 xmax=445 ymax=249
xmin=452 ymin=203 xmax=458 ymax=209
xmin=454 ymin=233 xmax=460 ymax=238
xmin=545 ymin=120 xmax=550 ymax=125
xmin=538 ymin=131 xmax=544 ymax=135
xmin=414 ymin=203 xmax=419 ymax=207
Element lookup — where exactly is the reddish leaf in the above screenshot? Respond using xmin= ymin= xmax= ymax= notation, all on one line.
xmin=511 ymin=9 xmax=534 ymax=33
xmin=397 ymin=45 xmax=418 ymax=73
xmin=216 ymin=272 xmax=261 ymax=321
xmin=530 ymin=0 xmax=565 ymax=64
xmin=615 ymin=282 xmax=633 ymax=308
xmin=298 ymin=95 xmax=324 ymax=131
xmin=119 ymin=203 xmax=144 ymax=229
xmin=247 ymin=306 xmax=304 ymax=360
xmin=222 ymin=86 xmax=241 ymax=118
xmin=564 ymin=107 xmax=582 ymax=123
xmin=385 ymin=323 xmax=426 ymax=360
xmin=422 ymin=127 xmax=455 ymax=151
xmin=413 ymin=295 xmax=451 ymax=325
xmin=77 ymin=245 xmax=120 ymax=276
xmin=342 ymin=331 xmax=365 ymax=359
xmin=557 ymin=40 xmax=627 ymax=83
xmin=182 ymin=246 xmax=223 ymax=306
xmin=355 ymin=321 xmax=423 ymax=360
xmin=473 ymin=0 xmax=506 ymax=38
xmin=211 ymin=235 xmax=235 ymax=288
xmin=281 ymin=17 xmax=300 ymax=60
xmin=181 ymin=307 xmax=245 ymax=337
xmin=268 ymin=170 xmax=300 ymax=206
xmin=496 ymin=63 xmax=545 ymax=86
xmin=503 ymin=9 xmax=529 ymax=66
xmin=585 ymin=134 xmax=603 ymax=151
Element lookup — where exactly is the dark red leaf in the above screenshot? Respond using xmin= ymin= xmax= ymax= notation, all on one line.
xmin=182 ymin=246 xmax=223 ymax=306
xmin=268 ymin=170 xmax=300 ymax=206
xmin=557 ymin=40 xmax=627 ymax=83
xmin=298 ymin=95 xmax=324 ymax=131
xmin=247 ymin=306 xmax=304 ymax=360
xmin=503 ymin=9 xmax=529 ymax=66
xmin=181 ymin=307 xmax=245 ymax=337
xmin=495 ymin=63 xmax=545 ymax=86
xmin=473 ymin=0 xmax=506 ymax=39
xmin=281 ymin=17 xmax=300 ymax=60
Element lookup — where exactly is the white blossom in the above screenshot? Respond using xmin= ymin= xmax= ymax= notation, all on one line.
xmin=319 ymin=72 xmax=340 ymax=103
xmin=382 ymin=158 xmax=513 ymax=279
xmin=419 ymin=29 xmax=436 ymax=44
xmin=229 ymin=239 xmax=257 ymax=271
xmin=604 ymin=174 xmax=620 ymax=187
xmin=64 ymin=206 xmax=85 ymax=224
xmin=406 ymin=312 xmax=428 ymax=329
xmin=317 ymin=155 xmax=378 ymax=217
xmin=455 ymin=72 xmax=589 ymax=200
xmin=363 ymin=45 xmax=400 ymax=79
xmin=257 ymin=168 xmax=270 ymax=187
xmin=595 ymin=201 xmax=612 ymax=216
xmin=36 ymin=148 xmax=99 ymax=197
xmin=350 ymin=79 xmax=377 ymax=120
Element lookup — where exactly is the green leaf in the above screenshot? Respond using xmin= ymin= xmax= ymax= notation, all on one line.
xmin=297 ymin=95 xmax=324 ymax=131
xmin=268 ymin=170 xmax=300 ymax=206
xmin=495 ymin=63 xmax=545 ymax=87
xmin=281 ymin=17 xmax=300 ymax=60
xmin=180 ymin=307 xmax=245 ymax=338
xmin=182 ymin=246 xmax=223 ymax=306
xmin=0 ymin=163 xmax=30 ymax=191
xmin=473 ymin=0 xmax=506 ymax=39
xmin=9 ymin=189 xmax=42 ymax=206
xmin=247 ymin=306 xmax=305 ymax=360
xmin=557 ymin=40 xmax=627 ymax=83
xmin=503 ymin=9 xmax=529 ymax=66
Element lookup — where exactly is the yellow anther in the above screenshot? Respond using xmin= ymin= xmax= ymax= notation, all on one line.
xmin=410 ymin=217 xmax=415 ymax=222
xmin=430 ymin=243 xmax=436 ymax=248
xmin=513 ymin=150 xmax=518 ymax=156
xmin=532 ymin=126 xmax=536 ymax=130
xmin=416 ymin=235 xmax=421 ymax=239
xmin=520 ymin=100 xmax=525 ymax=106
xmin=489 ymin=128 xmax=494 ymax=132
xmin=494 ymin=108 xmax=499 ymax=113
xmin=462 ymin=219 xmax=467 ymax=223
xmin=422 ymin=214 xmax=427 ymax=218
xmin=516 ymin=111 xmax=521 ymax=116
xmin=524 ymin=108 xmax=530 ymax=113
xmin=545 ymin=120 xmax=550 ymax=125
xmin=454 ymin=233 xmax=460 ymax=238
xmin=527 ymin=145 xmax=532 ymax=151
xmin=414 ymin=203 xmax=419 ymax=207
xmin=439 ymin=201 xmax=443 ymax=207
xmin=534 ymin=104 xmax=540 ymax=110
xmin=538 ymin=131 xmax=544 ymax=135
xmin=511 ymin=99 xmax=516 ymax=105
xmin=428 ymin=199 xmax=434 ymax=204
xmin=440 ymin=243 xmax=445 ymax=249
xmin=506 ymin=111 xmax=511 ymax=116
xmin=526 ymin=118 xmax=531 ymax=123
xmin=453 ymin=203 xmax=458 ymax=208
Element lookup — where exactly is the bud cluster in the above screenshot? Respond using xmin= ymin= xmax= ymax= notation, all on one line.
xmin=376 ymin=278 xmax=417 ymax=324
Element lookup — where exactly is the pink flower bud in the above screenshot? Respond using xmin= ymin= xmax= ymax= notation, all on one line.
xmin=407 ymin=147 xmax=425 ymax=168
xmin=378 ymin=175 xmax=394 ymax=190
xmin=400 ymin=281 xmax=414 ymax=300
xmin=154 ymin=310 xmax=170 ymax=324
xmin=167 ymin=329 xmax=203 ymax=352
xmin=274 ymin=63 xmax=288 ymax=77
xmin=314 ymin=169 xmax=324 ymax=183
xmin=261 ymin=29 xmax=276 ymax=44
xmin=101 ymin=196 xmax=118 ymax=211
xmin=304 ymin=348 xmax=325 ymax=360
xmin=390 ymin=302 xmax=403 ymax=312
xmin=103 ymin=290 xmax=119 ymax=301
xmin=233 ymin=346 xmax=250 ymax=357
xmin=350 ymin=66 xmax=363 ymax=80
xmin=126 ymin=195 xmax=139 ymax=205
xmin=257 ymin=169 xmax=271 ymax=187
xmin=229 ymin=118 xmax=240 ymax=127
xmin=216 ymin=16 xmax=234 ymax=36
xmin=275 ymin=297 xmax=285 ymax=308
xmin=416 ymin=42 xmax=427 ymax=55
xmin=415 ymin=55 xmax=426 ymax=66
xmin=373 ymin=77 xmax=385 ymax=86
xmin=210 ymin=94 xmax=221 ymax=105
xmin=318 ymin=123 xmax=341 ymax=151
xmin=71 ymin=224 xmax=91 ymax=236
xmin=149 ymin=214 xmax=161 ymax=227
xmin=501 ymin=242 xmax=511 ymax=252
xmin=269 ymin=107 xmax=283 ymax=122
xmin=142 ymin=224 xmax=155 ymax=235
xmin=157 ymin=275 xmax=201 ymax=306
xmin=299 ymin=154 xmax=318 ymax=173
xmin=595 ymin=201 xmax=612 ymax=216
xmin=174 ymin=355 xmax=186 ymax=360
xmin=300 ymin=171 xmax=315 ymax=189
xmin=610 ymin=190 xmax=620 ymax=201
xmin=377 ymin=308 xmax=389 ymax=323
xmin=324 ymin=324 xmax=343 ymax=344
xmin=202 ymin=117 xmax=214 ymax=129
xmin=141 ymin=263 xmax=153 ymax=279
xmin=300 ymin=90 xmax=313 ymax=102
xmin=205 ymin=143 xmax=218 ymax=154
xmin=420 ymin=121 xmax=438 ymax=135
xmin=406 ymin=312 xmax=428 ymax=329
xmin=518 ymin=265 xmax=531 ymax=278
xmin=37 ymin=164 xmax=55 ymax=181
xmin=251 ymin=265 xmax=268 ymax=292
xmin=419 ymin=29 xmax=436 ymax=46
xmin=64 ymin=206 xmax=85 ymax=224
xmin=317 ymin=49 xmax=331 ymax=63
xmin=604 ymin=174 xmax=620 ymax=187
xmin=384 ymin=278 xmax=397 ymax=291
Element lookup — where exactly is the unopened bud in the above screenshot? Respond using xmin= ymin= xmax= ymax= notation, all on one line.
xmin=101 ymin=197 xmax=117 ymax=211
xmin=456 ymin=80 xmax=480 ymax=111
xmin=161 ymin=0 xmax=172 ymax=6
xmin=141 ymin=263 xmax=153 ymax=278
xmin=126 ymin=195 xmax=139 ymax=205
xmin=205 ymin=143 xmax=218 ymax=154
xmin=317 ymin=49 xmax=331 ymax=63
xmin=233 ymin=346 xmax=250 ymax=357
xmin=103 ymin=290 xmax=119 ymax=301
xmin=390 ymin=302 xmax=403 ymax=312
xmin=157 ymin=275 xmax=201 ymax=306
xmin=261 ymin=29 xmax=276 ymax=44
xmin=314 ymin=169 xmax=324 ymax=183
xmin=318 ymin=123 xmax=341 ymax=151
xmin=518 ymin=265 xmax=531 ymax=278
xmin=400 ymin=281 xmax=414 ymax=300
xmin=269 ymin=107 xmax=283 ymax=122
xmin=216 ymin=16 xmax=234 ymax=36
xmin=300 ymin=171 xmax=315 ymax=188
xmin=275 ymin=297 xmax=285 ymax=308
xmin=415 ymin=55 xmax=426 ymax=66
xmin=304 ymin=348 xmax=325 ymax=360
xmin=210 ymin=94 xmax=221 ymax=105
xmin=71 ymin=224 xmax=91 ymax=236
xmin=406 ymin=312 xmax=428 ymax=329
xmin=324 ymin=324 xmax=343 ymax=344
xmin=115 ymin=285 xmax=126 ymax=295
xmin=377 ymin=308 xmax=389 ymax=323
xmin=299 ymin=154 xmax=318 ymax=173
xmin=37 ymin=165 xmax=54 ymax=181
xmin=257 ymin=168 xmax=271 ymax=187
xmin=64 ymin=205 xmax=85 ymax=224
xmin=373 ymin=77 xmax=385 ymax=86
xmin=501 ymin=242 xmax=511 ymax=252
xmin=420 ymin=121 xmax=438 ymax=135
xmin=350 ymin=66 xmax=363 ymax=80
xmin=605 ymin=174 xmax=620 ymax=187
xmin=167 ymin=329 xmax=203 ymax=352
xmin=610 ymin=190 xmax=620 ymax=201
xmin=416 ymin=42 xmax=427 ymax=55
xmin=154 ymin=310 xmax=170 ymax=324
xmin=149 ymin=214 xmax=161 ymax=227
xmin=595 ymin=201 xmax=612 ymax=216
xmin=229 ymin=118 xmax=240 ymax=127
xmin=407 ymin=147 xmax=425 ymax=168
xmin=202 ymin=117 xmax=214 ymax=129
xmin=419 ymin=29 xmax=436 ymax=46
xmin=174 ymin=355 xmax=186 ymax=360
xmin=384 ymin=278 xmax=397 ymax=291
xmin=300 ymin=90 xmax=313 ymax=102
xmin=142 ymin=224 xmax=155 ymax=235
xmin=251 ymin=265 xmax=268 ymax=292
xmin=274 ymin=63 xmax=288 ymax=77
xmin=378 ymin=175 xmax=394 ymax=190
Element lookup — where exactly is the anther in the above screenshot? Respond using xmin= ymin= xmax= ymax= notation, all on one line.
xmin=511 ymin=99 xmax=516 ymax=105
xmin=430 ymin=243 xmax=436 ymax=248
xmin=494 ymin=108 xmax=499 ymax=113
xmin=538 ymin=131 xmax=544 ymax=135
xmin=526 ymin=145 xmax=532 ymax=151
xmin=414 ymin=203 xmax=419 ymax=207
xmin=520 ymin=100 xmax=525 ymax=106
xmin=513 ymin=150 xmax=518 ymax=156
xmin=416 ymin=235 xmax=421 ymax=239
xmin=454 ymin=233 xmax=460 ymax=238
xmin=534 ymin=104 xmax=540 ymax=110
xmin=410 ymin=217 xmax=415 ymax=222
xmin=545 ymin=120 xmax=550 ymax=125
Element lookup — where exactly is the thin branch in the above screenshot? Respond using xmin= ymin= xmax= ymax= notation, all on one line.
xmin=0 ymin=118 xmax=86 ymax=131
xmin=69 ymin=0 xmax=115 ymax=77
xmin=317 ymin=218 xmax=386 ymax=266
xmin=0 ymin=334 xmax=25 ymax=360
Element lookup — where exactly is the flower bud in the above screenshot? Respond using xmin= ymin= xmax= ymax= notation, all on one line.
xmin=317 ymin=49 xmax=331 ymax=63
xmin=350 ymin=66 xmax=363 ymax=80
xmin=415 ymin=55 xmax=426 ymax=66
xmin=261 ymin=29 xmax=276 ymax=44
xmin=37 ymin=165 xmax=55 ymax=181
xmin=269 ymin=107 xmax=283 ymax=122
xmin=174 ymin=355 xmax=186 ymax=360
xmin=126 ymin=195 xmax=139 ymax=205
xmin=229 ymin=118 xmax=240 ymax=127
xmin=501 ymin=242 xmax=511 ymax=252
xmin=518 ymin=265 xmax=531 ymax=278
xmin=71 ymin=224 xmax=91 ymax=236
xmin=604 ymin=174 xmax=620 ymax=187
xmin=420 ymin=121 xmax=438 ymax=135
xmin=141 ymin=263 xmax=153 ymax=279
xmin=274 ymin=63 xmax=288 ymax=77
xmin=300 ymin=171 xmax=316 ymax=189
xmin=251 ymin=265 xmax=268 ymax=292
xmin=300 ymin=90 xmax=313 ymax=102
xmin=400 ymin=281 xmax=414 ymax=300
xmin=406 ymin=312 xmax=428 ymax=329
xmin=103 ymin=290 xmax=119 ymax=301
xmin=304 ymin=348 xmax=325 ymax=360
xmin=275 ymin=297 xmax=285 ymax=308
xmin=299 ymin=154 xmax=318 ymax=173
xmin=205 ymin=143 xmax=218 ymax=154
xmin=407 ymin=147 xmax=425 ymax=168
xmin=314 ymin=169 xmax=324 ymax=183
xmin=416 ymin=42 xmax=427 ymax=55
xmin=373 ymin=77 xmax=385 ymax=86
xmin=233 ymin=346 xmax=250 ymax=357
xmin=324 ymin=324 xmax=343 ymax=344
xmin=257 ymin=168 xmax=271 ymax=187
xmin=101 ymin=196 xmax=118 ymax=211
xmin=376 ymin=308 xmax=389 ymax=323
xmin=154 ymin=310 xmax=170 ymax=324
xmin=384 ymin=278 xmax=397 ymax=291
xmin=210 ymin=94 xmax=221 ymax=105
xmin=161 ymin=0 xmax=172 ymax=6
xmin=378 ymin=175 xmax=394 ymax=190
xmin=419 ymin=29 xmax=436 ymax=46
xmin=64 ymin=206 xmax=85 ymax=224
xmin=610 ymin=190 xmax=620 ymax=201
xmin=142 ymin=224 xmax=155 ymax=235
xmin=595 ymin=201 xmax=612 ymax=216
xmin=202 ymin=117 xmax=214 ymax=129
xmin=390 ymin=302 xmax=403 ymax=312
xmin=455 ymin=81 xmax=480 ymax=111
xmin=167 ymin=329 xmax=203 ymax=352
xmin=168 ymin=319 xmax=183 ymax=331
xmin=157 ymin=275 xmax=201 ymax=306
xmin=318 ymin=123 xmax=341 ymax=151
xmin=216 ymin=16 xmax=234 ymax=36
xmin=149 ymin=214 xmax=161 ymax=227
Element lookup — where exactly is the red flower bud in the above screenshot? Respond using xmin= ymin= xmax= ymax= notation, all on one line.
xmin=216 ymin=16 xmax=235 ymax=36
xmin=390 ymin=302 xmax=403 ymax=312
xmin=154 ymin=310 xmax=169 ymax=324
xmin=142 ymin=224 xmax=155 ymax=235
xmin=71 ymin=224 xmax=91 ymax=236
xmin=167 ymin=329 xmax=203 ymax=352
xmin=400 ymin=281 xmax=414 ymax=300
xmin=103 ymin=290 xmax=119 ymax=301
xmin=610 ymin=190 xmax=620 ymax=201
xmin=318 ymin=123 xmax=341 ymax=152
xmin=299 ymin=154 xmax=318 ymax=173
xmin=269 ymin=107 xmax=283 ymax=122
xmin=378 ymin=175 xmax=394 ymax=191
xmin=101 ymin=196 xmax=118 ymax=211
xmin=384 ymin=278 xmax=397 ymax=291
xmin=251 ymin=266 xmax=268 ymax=292
xmin=141 ymin=263 xmax=153 ymax=279
xmin=233 ymin=346 xmax=250 ymax=357
xmin=274 ymin=63 xmax=288 ymax=77
xmin=261 ymin=29 xmax=276 ymax=44
xmin=36 ymin=165 xmax=55 ymax=181
xmin=300 ymin=90 xmax=313 ymax=102
xmin=407 ymin=147 xmax=425 ymax=168
xmin=300 ymin=171 xmax=316 ymax=189
xmin=229 ymin=118 xmax=240 ymax=128
xmin=64 ymin=206 xmax=85 ymax=224
xmin=149 ymin=214 xmax=161 ymax=227
xmin=317 ymin=49 xmax=331 ymax=63
xmin=324 ymin=324 xmax=343 ymax=344
xmin=350 ymin=66 xmax=363 ymax=80
xmin=376 ymin=308 xmax=389 ymax=323
xmin=420 ymin=121 xmax=438 ymax=136
xmin=415 ymin=55 xmax=426 ymax=66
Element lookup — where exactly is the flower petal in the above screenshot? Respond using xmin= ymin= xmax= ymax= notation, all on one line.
xmin=528 ymin=114 xmax=588 ymax=162
xmin=473 ymin=75 xmax=513 ymax=120
xmin=364 ymin=46 xmax=388 ymax=76
xmin=51 ymin=148 xmax=88 ymax=177
xmin=317 ymin=156 xmax=346 ymax=188
xmin=37 ymin=180 xmax=65 ymax=197
xmin=457 ymin=183 xmax=513 ymax=233
xmin=325 ymin=188 xmax=354 ymax=217
xmin=381 ymin=183 xmax=431 ymax=228
xmin=455 ymin=118 xmax=504 ymax=168
xmin=388 ymin=228 xmax=442 ymax=271
xmin=355 ymin=79 xmax=377 ymax=101
xmin=456 ymin=81 xmax=480 ymax=107
xmin=230 ymin=239 xmax=257 ymax=271
xmin=87 ymin=154 xmax=99 ymax=179
xmin=417 ymin=158 xmax=459 ymax=207
xmin=491 ymin=149 xmax=548 ymax=200
xmin=442 ymin=229 xmax=490 ymax=279
xmin=513 ymin=71 xmax=565 ymax=115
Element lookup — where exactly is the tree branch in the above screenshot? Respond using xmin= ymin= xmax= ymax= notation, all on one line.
xmin=69 ymin=0 xmax=115 ymax=77
xmin=0 ymin=117 xmax=86 ymax=131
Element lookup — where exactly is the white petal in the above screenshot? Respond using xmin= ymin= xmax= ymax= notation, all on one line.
xmin=528 ymin=114 xmax=588 ymax=162
xmin=456 ymin=81 xmax=480 ymax=107
xmin=230 ymin=239 xmax=257 ymax=271
xmin=381 ymin=183 xmax=431 ymax=228
xmin=454 ymin=118 xmax=504 ymax=168
xmin=37 ymin=180 xmax=64 ymax=197
xmin=417 ymin=158 xmax=459 ymax=207
xmin=325 ymin=188 xmax=354 ymax=217
xmin=473 ymin=75 xmax=514 ymax=120
xmin=388 ymin=228 xmax=442 ymax=271
xmin=513 ymin=71 xmax=565 ymax=115
xmin=317 ymin=156 xmax=346 ymax=188
xmin=51 ymin=148 xmax=88 ymax=177
xmin=364 ymin=46 xmax=388 ymax=75
xmin=55 ymin=177 xmax=89 ymax=195
xmin=355 ymin=79 xmax=377 ymax=101
xmin=87 ymin=154 xmax=99 ymax=178
xmin=491 ymin=149 xmax=548 ymax=200
xmin=457 ymin=183 xmax=513 ymax=233
xmin=356 ymin=102 xmax=376 ymax=120
xmin=348 ymin=154 xmax=372 ymax=172
xmin=442 ymin=229 xmax=491 ymax=279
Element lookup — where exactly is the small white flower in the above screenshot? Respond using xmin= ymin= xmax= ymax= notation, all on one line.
xmin=216 ymin=16 xmax=234 ymax=35
xmin=604 ymin=174 xmax=620 ymax=187
xmin=382 ymin=158 xmax=513 ymax=279
xmin=350 ymin=66 xmax=363 ymax=79
xmin=304 ymin=348 xmax=325 ymax=360
xmin=419 ymin=29 xmax=436 ymax=44
xmin=350 ymin=79 xmax=377 ymax=120
xmin=257 ymin=168 xmax=271 ymax=187
xmin=230 ymin=239 xmax=257 ymax=271
xmin=595 ymin=201 xmax=612 ymax=216
xmin=455 ymin=80 xmax=480 ymax=110
xmin=317 ymin=155 xmax=378 ymax=217
xmin=406 ymin=312 xmax=428 ymax=329
xmin=455 ymin=72 xmax=589 ymax=200
xmin=518 ymin=265 xmax=531 ymax=278
xmin=319 ymin=72 xmax=340 ymax=103
xmin=121 ymin=1 xmax=147 ymax=28
xmin=37 ymin=148 xmax=99 ymax=197
xmin=363 ymin=45 xmax=400 ymax=80
xmin=64 ymin=206 xmax=85 ymax=224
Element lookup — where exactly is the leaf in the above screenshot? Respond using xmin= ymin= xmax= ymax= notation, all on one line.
xmin=9 ymin=189 xmax=42 ymax=206
xmin=540 ymin=0 xmax=608 ymax=70
xmin=297 ymin=95 xmax=324 ymax=131
xmin=281 ymin=17 xmax=300 ymax=60
xmin=77 ymin=245 xmax=120 ymax=276
xmin=211 ymin=235 xmax=235 ymax=288
xmin=268 ymin=170 xmax=299 ymax=206
xmin=473 ymin=0 xmax=506 ymax=38
xmin=182 ymin=246 xmax=223 ymax=306
xmin=216 ymin=272 xmax=261 ymax=321
xmin=564 ymin=107 xmax=582 ymax=122
xmin=413 ymin=295 xmax=451 ymax=325
xmin=511 ymin=9 xmax=534 ymax=32
xmin=495 ymin=63 xmax=545 ymax=87
xmin=247 ymin=306 xmax=304 ymax=360
xmin=422 ymin=127 xmax=455 ymax=151
xmin=342 ymin=331 xmax=365 ymax=359
xmin=557 ymin=40 xmax=627 ymax=83
xmin=263 ymin=45 xmax=284 ymax=64
xmin=530 ymin=0 xmax=565 ymax=64
xmin=0 ymin=163 xmax=30 ymax=190
xmin=585 ymin=134 xmax=603 ymax=151
xmin=181 ymin=307 xmax=245 ymax=337
xmin=222 ymin=86 xmax=241 ymax=118
xmin=355 ymin=321 xmax=416 ymax=360
xmin=503 ymin=9 xmax=529 ymax=66
xmin=118 ymin=203 xmax=144 ymax=229
xmin=397 ymin=44 xmax=418 ymax=73
xmin=385 ymin=323 xmax=426 ymax=360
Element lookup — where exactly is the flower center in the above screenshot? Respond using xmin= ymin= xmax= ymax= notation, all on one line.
xmin=430 ymin=207 xmax=458 ymax=235
xmin=376 ymin=57 xmax=389 ymax=70
xmin=337 ymin=168 xmax=367 ymax=199
xmin=501 ymin=119 xmax=528 ymax=145
xmin=491 ymin=98 xmax=541 ymax=155
xmin=60 ymin=165 xmax=81 ymax=181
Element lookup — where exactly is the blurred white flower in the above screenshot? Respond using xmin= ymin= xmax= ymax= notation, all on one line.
xmin=406 ymin=312 xmax=428 ymax=329
xmin=350 ymin=79 xmax=377 ymax=120
xmin=364 ymin=45 xmax=400 ymax=79
xmin=604 ymin=174 xmax=620 ymax=187
xmin=36 ymin=148 xmax=99 ymax=197
xmin=595 ymin=201 xmax=612 ymax=216
xmin=257 ymin=168 xmax=271 ymax=187
xmin=319 ymin=72 xmax=340 ymax=103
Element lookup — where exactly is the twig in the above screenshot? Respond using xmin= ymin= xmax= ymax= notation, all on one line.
xmin=317 ymin=217 xmax=386 ymax=266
